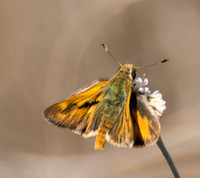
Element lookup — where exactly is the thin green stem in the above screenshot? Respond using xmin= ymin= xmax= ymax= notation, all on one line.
xmin=157 ymin=136 xmax=180 ymax=178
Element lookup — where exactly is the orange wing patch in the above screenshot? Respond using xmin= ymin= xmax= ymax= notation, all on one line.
xmin=43 ymin=81 xmax=107 ymax=137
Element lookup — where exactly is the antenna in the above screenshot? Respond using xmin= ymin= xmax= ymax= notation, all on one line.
xmin=101 ymin=43 xmax=122 ymax=67
xmin=135 ymin=58 xmax=169 ymax=70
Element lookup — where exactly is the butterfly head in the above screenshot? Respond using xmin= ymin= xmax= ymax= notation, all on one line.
xmin=119 ymin=64 xmax=136 ymax=80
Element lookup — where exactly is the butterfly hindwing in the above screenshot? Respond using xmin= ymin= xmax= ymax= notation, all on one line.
xmin=43 ymin=81 xmax=108 ymax=137
xmin=130 ymin=93 xmax=161 ymax=147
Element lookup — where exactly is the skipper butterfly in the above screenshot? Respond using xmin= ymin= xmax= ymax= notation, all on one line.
xmin=43 ymin=44 xmax=168 ymax=150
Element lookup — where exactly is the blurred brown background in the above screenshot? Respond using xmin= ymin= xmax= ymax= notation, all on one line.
xmin=1 ymin=0 xmax=200 ymax=177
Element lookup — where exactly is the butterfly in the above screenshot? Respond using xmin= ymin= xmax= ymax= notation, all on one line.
xmin=43 ymin=44 xmax=168 ymax=150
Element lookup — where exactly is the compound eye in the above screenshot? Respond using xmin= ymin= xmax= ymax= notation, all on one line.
xmin=132 ymin=70 xmax=136 ymax=79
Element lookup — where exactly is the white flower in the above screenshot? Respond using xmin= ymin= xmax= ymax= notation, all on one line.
xmin=148 ymin=90 xmax=166 ymax=117
xmin=134 ymin=77 xmax=150 ymax=94
xmin=134 ymin=76 xmax=166 ymax=118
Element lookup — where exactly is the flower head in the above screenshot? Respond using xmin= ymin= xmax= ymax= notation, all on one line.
xmin=134 ymin=76 xmax=166 ymax=118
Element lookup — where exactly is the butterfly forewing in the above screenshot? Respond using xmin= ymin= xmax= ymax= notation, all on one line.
xmin=43 ymin=81 xmax=108 ymax=137
xmin=106 ymin=89 xmax=134 ymax=148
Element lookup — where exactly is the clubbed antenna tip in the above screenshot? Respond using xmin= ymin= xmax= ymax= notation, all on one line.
xmin=160 ymin=58 xmax=169 ymax=63
xmin=101 ymin=43 xmax=108 ymax=52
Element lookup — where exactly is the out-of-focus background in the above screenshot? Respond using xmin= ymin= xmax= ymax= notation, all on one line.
xmin=1 ymin=0 xmax=200 ymax=177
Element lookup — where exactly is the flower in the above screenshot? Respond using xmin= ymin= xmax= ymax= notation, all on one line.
xmin=133 ymin=76 xmax=150 ymax=94
xmin=148 ymin=90 xmax=166 ymax=117
xmin=134 ymin=76 xmax=166 ymax=118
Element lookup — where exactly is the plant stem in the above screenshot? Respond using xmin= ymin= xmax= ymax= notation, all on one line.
xmin=157 ymin=136 xmax=180 ymax=178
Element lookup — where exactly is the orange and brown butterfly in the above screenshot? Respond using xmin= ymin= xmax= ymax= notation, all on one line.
xmin=43 ymin=44 xmax=168 ymax=150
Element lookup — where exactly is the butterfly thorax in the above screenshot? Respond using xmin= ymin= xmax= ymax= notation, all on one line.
xmin=102 ymin=64 xmax=135 ymax=104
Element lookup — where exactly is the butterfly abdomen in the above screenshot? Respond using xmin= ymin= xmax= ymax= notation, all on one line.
xmin=95 ymin=117 xmax=115 ymax=150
